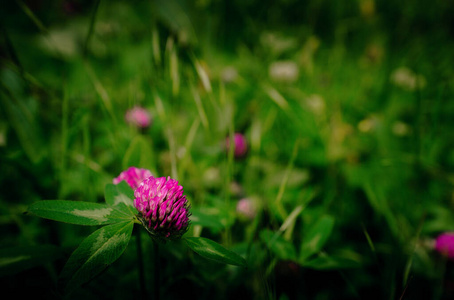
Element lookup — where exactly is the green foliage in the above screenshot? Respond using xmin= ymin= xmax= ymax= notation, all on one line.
xmin=25 ymin=179 xmax=246 ymax=296
xmin=122 ymin=135 xmax=156 ymax=173
xmin=1 ymin=0 xmax=454 ymax=299
xmin=300 ymin=215 xmax=335 ymax=262
xmin=190 ymin=207 xmax=226 ymax=233
xmin=0 ymin=245 xmax=63 ymax=277
xmin=184 ymin=237 xmax=247 ymax=267
xmin=260 ymin=229 xmax=297 ymax=261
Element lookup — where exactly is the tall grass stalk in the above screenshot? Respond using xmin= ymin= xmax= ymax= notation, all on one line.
xmin=275 ymin=140 xmax=299 ymax=220
xmin=59 ymin=83 xmax=69 ymax=199
xmin=83 ymin=0 xmax=101 ymax=57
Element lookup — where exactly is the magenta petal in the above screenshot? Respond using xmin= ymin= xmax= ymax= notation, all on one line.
xmin=435 ymin=232 xmax=454 ymax=260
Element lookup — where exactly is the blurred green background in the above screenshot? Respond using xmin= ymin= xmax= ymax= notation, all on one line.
xmin=1 ymin=0 xmax=454 ymax=299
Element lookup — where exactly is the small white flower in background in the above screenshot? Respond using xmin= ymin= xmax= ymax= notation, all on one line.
xmin=221 ymin=66 xmax=238 ymax=83
xmin=390 ymin=67 xmax=426 ymax=91
xmin=269 ymin=61 xmax=299 ymax=83
xmin=392 ymin=121 xmax=411 ymax=136
xmin=304 ymin=94 xmax=326 ymax=115
xmin=230 ymin=181 xmax=244 ymax=198
xmin=358 ymin=116 xmax=379 ymax=133
xmin=202 ymin=167 xmax=221 ymax=188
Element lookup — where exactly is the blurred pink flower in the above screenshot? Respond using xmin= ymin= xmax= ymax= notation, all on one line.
xmin=435 ymin=232 xmax=454 ymax=260
xmin=113 ymin=167 xmax=153 ymax=190
xmin=236 ymin=198 xmax=256 ymax=220
xmin=134 ymin=176 xmax=190 ymax=241
xmin=125 ymin=106 xmax=152 ymax=128
xmin=225 ymin=133 xmax=248 ymax=158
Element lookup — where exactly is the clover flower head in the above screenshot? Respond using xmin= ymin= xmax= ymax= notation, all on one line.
xmin=236 ymin=198 xmax=256 ymax=220
xmin=113 ymin=167 xmax=153 ymax=190
xmin=434 ymin=232 xmax=454 ymax=260
xmin=125 ymin=106 xmax=152 ymax=128
xmin=226 ymin=133 xmax=248 ymax=158
xmin=134 ymin=176 xmax=190 ymax=242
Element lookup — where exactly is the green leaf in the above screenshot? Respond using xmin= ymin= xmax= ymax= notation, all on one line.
xmin=303 ymin=250 xmax=362 ymax=270
xmin=184 ymin=237 xmax=246 ymax=267
xmin=259 ymin=229 xmax=296 ymax=260
xmin=104 ymin=181 xmax=136 ymax=217
xmin=27 ymin=200 xmax=134 ymax=225
xmin=300 ymin=215 xmax=335 ymax=262
xmin=59 ymin=221 xmax=134 ymax=294
xmin=0 ymin=245 xmax=63 ymax=277
xmin=0 ymin=72 xmax=46 ymax=164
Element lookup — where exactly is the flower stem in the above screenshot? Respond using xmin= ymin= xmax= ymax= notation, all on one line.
xmin=153 ymin=240 xmax=160 ymax=300
xmin=135 ymin=229 xmax=146 ymax=299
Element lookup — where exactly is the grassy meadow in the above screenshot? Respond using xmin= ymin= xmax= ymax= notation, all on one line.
xmin=1 ymin=0 xmax=454 ymax=299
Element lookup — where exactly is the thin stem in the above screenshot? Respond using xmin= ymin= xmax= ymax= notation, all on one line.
xmin=83 ymin=0 xmax=101 ymax=57
xmin=135 ymin=229 xmax=146 ymax=300
xmin=153 ymin=240 xmax=160 ymax=300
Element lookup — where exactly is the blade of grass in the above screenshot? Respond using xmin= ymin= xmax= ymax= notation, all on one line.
xmin=83 ymin=59 xmax=120 ymax=155
xmin=153 ymin=91 xmax=177 ymax=179
xmin=263 ymin=85 xmax=289 ymax=111
xmin=151 ymin=26 xmax=161 ymax=66
xmin=191 ymin=85 xmax=209 ymax=129
xmin=361 ymin=223 xmax=376 ymax=253
xmin=402 ymin=214 xmax=426 ymax=287
xmin=275 ymin=139 xmax=299 ymax=220
xmin=82 ymin=115 xmax=95 ymax=202
xmin=71 ymin=152 xmax=104 ymax=173
xmin=283 ymin=188 xmax=318 ymax=241
xmin=15 ymin=0 xmax=63 ymax=59
xmin=15 ymin=0 xmax=48 ymax=34
xmin=0 ymin=27 xmax=23 ymax=73
xmin=170 ymin=46 xmax=180 ymax=97
xmin=167 ymin=126 xmax=178 ymax=180
xmin=280 ymin=205 xmax=303 ymax=240
xmin=0 ymin=82 xmax=45 ymax=163
xmin=59 ymin=82 xmax=69 ymax=199
xmin=153 ymin=91 xmax=167 ymax=120
xmin=220 ymin=98 xmax=235 ymax=247
xmin=0 ymin=59 xmax=49 ymax=95
xmin=250 ymin=117 xmax=261 ymax=153
xmin=192 ymin=55 xmax=212 ymax=93
xmin=83 ymin=0 xmax=101 ymax=57
xmin=83 ymin=61 xmax=117 ymax=125
xmin=178 ymin=118 xmax=200 ymax=179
